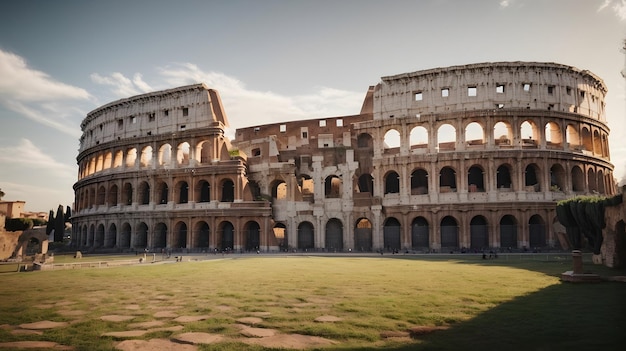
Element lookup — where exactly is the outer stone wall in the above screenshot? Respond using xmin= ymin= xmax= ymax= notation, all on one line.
xmin=73 ymin=62 xmax=615 ymax=254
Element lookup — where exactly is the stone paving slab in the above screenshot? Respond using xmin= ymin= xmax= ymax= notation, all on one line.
xmin=19 ymin=320 xmax=69 ymax=329
xmin=241 ymin=333 xmax=337 ymax=349
xmin=154 ymin=311 xmax=178 ymax=318
xmin=238 ymin=326 xmax=277 ymax=338
xmin=100 ymin=315 xmax=136 ymax=322
xmin=171 ymin=332 xmax=224 ymax=345
xmin=236 ymin=317 xmax=263 ymax=325
xmin=128 ymin=320 xmax=165 ymax=329
xmin=172 ymin=315 xmax=210 ymax=323
xmin=102 ymin=330 xmax=148 ymax=338
xmin=314 ymin=315 xmax=342 ymax=322
xmin=115 ymin=338 xmax=197 ymax=351
xmin=0 ymin=340 xmax=74 ymax=350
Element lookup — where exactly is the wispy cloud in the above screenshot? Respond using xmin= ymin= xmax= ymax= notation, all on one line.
xmin=0 ymin=138 xmax=76 ymax=179
xmin=0 ymin=49 xmax=91 ymax=137
xmin=597 ymin=0 xmax=626 ymax=20
xmin=499 ymin=0 xmax=511 ymax=9
xmin=90 ymin=72 xmax=153 ymax=97
xmin=91 ymin=63 xmax=364 ymax=133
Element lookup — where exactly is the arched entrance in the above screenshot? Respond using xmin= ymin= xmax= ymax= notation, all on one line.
xmin=383 ymin=217 xmax=401 ymax=251
xmin=244 ymin=221 xmax=261 ymax=251
xmin=354 ymin=218 xmax=372 ymax=252
xmin=411 ymin=217 xmax=429 ymax=250
xmin=500 ymin=215 xmax=517 ymax=249
xmin=298 ymin=222 xmax=314 ymax=250
xmin=440 ymin=216 xmax=458 ymax=250
xmin=219 ymin=221 xmax=234 ymax=251
xmin=470 ymin=216 xmax=488 ymax=250
xmin=325 ymin=218 xmax=343 ymax=251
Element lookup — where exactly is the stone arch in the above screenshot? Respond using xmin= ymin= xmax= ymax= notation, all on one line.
xmin=177 ymin=142 xmax=190 ymax=165
xmin=176 ymin=181 xmax=189 ymax=204
xmin=103 ymin=151 xmax=112 ymax=170
xmin=273 ymin=223 xmax=287 ymax=251
xmin=439 ymin=166 xmax=457 ymax=192
xmin=437 ymin=123 xmax=456 ymax=151
xmin=411 ymin=216 xmax=429 ymax=250
xmin=218 ymin=221 xmax=234 ymax=251
xmin=96 ymin=154 xmax=103 ymax=172
xmin=465 ymin=121 xmax=485 ymax=145
xmin=500 ymin=215 xmax=518 ymax=249
xmin=587 ymin=168 xmax=597 ymax=193
xmin=357 ymin=133 xmax=373 ymax=148
xmin=134 ymin=222 xmax=148 ymax=249
xmin=410 ymin=168 xmax=428 ymax=195
xmin=593 ymin=130 xmax=602 ymax=155
xmin=138 ymin=181 xmax=150 ymax=205
xmin=440 ymin=216 xmax=459 ymax=250
xmin=566 ymin=124 xmax=580 ymax=148
xmin=271 ymin=179 xmax=287 ymax=200
xmin=108 ymin=184 xmax=118 ymax=206
xmin=494 ymin=121 xmax=513 ymax=146
xmin=571 ymin=166 xmax=585 ymax=193
xmin=113 ymin=150 xmax=123 ymax=168
xmin=140 ymin=146 xmax=153 ymax=168
xmin=97 ymin=185 xmax=106 ymax=206
xmin=194 ymin=221 xmax=210 ymax=249
xmin=197 ymin=140 xmax=212 ymax=163
xmin=156 ymin=181 xmax=169 ymax=204
xmin=154 ymin=222 xmax=168 ymax=249
xmin=88 ymin=224 xmax=95 ymax=246
xmin=173 ymin=221 xmax=187 ymax=249
xmin=384 ymin=170 xmax=400 ymax=194
xmin=383 ymin=129 xmax=400 ymax=151
xmin=598 ymin=170 xmax=606 ymax=194
xmin=297 ymin=221 xmax=314 ymax=250
xmin=581 ymin=126 xmax=592 ymax=151
xmin=496 ymin=163 xmax=513 ymax=190
xmin=550 ymin=163 xmax=566 ymax=192
xmin=325 ymin=218 xmax=343 ymax=251
xmin=545 ymin=121 xmax=563 ymax=146
xmin=467 ymin=164 xmax=485 ymax=192
xmin=324 ymin=175 xmax=341 ymax=198
xmin=520 ymin=120 xmax=539 ymax=146
xmin=221 ymin=178 xmax=234 ymax=202
xmin=298 ymin=174 xmax=314 ymax=198
xmin=126 ymin=148 xmax=137 ymax=167
xmin=470 ymin=215 xmax=489 ymax=250
xmin=122 ymin=182 xmax=133 ymax=205
xmin=357 ymin=174 xmax=374 ymax=195
xmin=196 ymin=179 xmax=211 ymax=202
xmin=529 ymin=215 xmax=546 ymax=249
xmin=524 ymin=163 xmax=541 ymax=191
xmin=354 ymin=218 xmax=372 ymax=252
xmin=244 ymin=221 xmax=261 ymax=251
xmin=95 ymin=223 xmax=105 ymax=247
xmin=158 ymin=143 xmax=172 ymax=166
xmin=383 ymin=217 xmax=401 ymax=251
xmin=105 ymin=223 xmax=117 ymax=248
xmin=409 ymin=126 xmax=428 ymax=149
xmin=120 ymin=222 xmax=131 ymax=248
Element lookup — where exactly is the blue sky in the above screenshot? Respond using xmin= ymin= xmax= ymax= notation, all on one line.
xmin=0 ymin=0 xmax=624 ymax=213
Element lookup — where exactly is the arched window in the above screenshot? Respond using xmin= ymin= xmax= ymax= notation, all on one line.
xmin=439 ymin=166 xmax=456 ymax=192
xmin=221 ymin=179 xmax=234 ymax=202
xmin=384 ymin=171 xmax=400 ymax=194
xmin=410 ymin=168 xmax=428 ymax=195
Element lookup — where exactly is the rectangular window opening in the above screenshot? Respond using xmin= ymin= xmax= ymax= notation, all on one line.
xmin=319 ymin=120 xmax=327 ymax=127
xmin=148 ymin=113 xmax=155 ymax=122
xmin=548 ymin=86 xmax=555 ymax=95
xmin=118 ymin=119 xmax=123 ymax=129
xmin=523 ymin=83 xmax=531 ymax=92
xmin=566 ymin=87 xmax=572 ymax=95
xmin=302 ymin=131 xmax=308 ymax=139
xmin=180 ymin=125 xmax=186 ymax=130
xmin=164 ymin=109 xmax=169 ymax=116
xmin=336 ymin=119 xmax=343 ymax=127
xmin=468 ymin=86 xmax=477 ymax=97
xmin=131 ymin=116 xmax=136 ymax=124
xmin=441 ymin=88 xmax=449 ymax=97
xmin=182 ymin=108 xmax=189 ymax=117
xmin=496 ymin=84 xmax=505 ymax=94
xmin=414 ymin=91 xmax=423 ymax=101
xmin=279 ymin=124 xmax=286 ymax=132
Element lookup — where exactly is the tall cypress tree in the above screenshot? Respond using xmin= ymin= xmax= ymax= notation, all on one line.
xmin=46 ymin=210 xmax=55 ymax=236
xmin=54 ymin=205 xmax=64 ymax=242
xmin=64 ymin=206 xmax=72 ymax=223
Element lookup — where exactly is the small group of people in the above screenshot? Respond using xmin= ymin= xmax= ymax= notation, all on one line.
xmin=482 ymin=250 xmax=498 ymax=259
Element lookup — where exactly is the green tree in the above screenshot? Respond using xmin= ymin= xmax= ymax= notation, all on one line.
xmin=5 ymin=218 xmax=33 ymax=231
xmin=54 ymin=205 xmax=64 ymax=242
xmin=46 ymin=210 xmax=54 ymax=236
xmin=64 ymin=206 xmax=72 ymax=223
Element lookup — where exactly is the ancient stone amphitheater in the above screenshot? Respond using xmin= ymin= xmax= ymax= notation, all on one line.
xmin=72 ymin=62 xmax=614 ymax=253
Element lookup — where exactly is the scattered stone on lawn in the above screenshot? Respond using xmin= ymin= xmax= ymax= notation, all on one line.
xmin=55 ymin=301 xmax=76 ymax=307
xmin=115 ymin=338 xmax=198 ymax=351
xmin=128 ymin=321 xmax=164 ymax=329
xmin=154 ymin=311 xmax=178 ymax=318
xmin=100 ymin=315 xmax=136 ymax=322
xmin=124 ymin=304 xmax=141 ymax=310
xmin=408 ymin=325 xmax=450 ymax=337
xmin=173 ymin=315 xmax=210 ymax=323
xmin=238 ymin=326 xmax=277 ymax=338
xmin=19 ymin=320 xmax=69 ymax=329
xmin=102 ymin=330 xmax=148 ymax=338
xmin=250 ymin=311 xmax=271 ymax=317
xmin=0 ymin=340 xmax=73 ymax=350
xmin=241 ymin=333 xmax=338 ymax=349
xmin=236 ymin=317 xmax=263 ymax=325
xmin=171 ymin=332 xmax=224 ymax=345
xmin=314 ymin=315 xmax=342 ymax=323
xmin=148 ymin=325 xmax=184 ymax=333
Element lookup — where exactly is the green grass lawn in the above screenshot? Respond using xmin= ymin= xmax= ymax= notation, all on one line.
xmin=0 ymin=254 xmax=624 ymax=350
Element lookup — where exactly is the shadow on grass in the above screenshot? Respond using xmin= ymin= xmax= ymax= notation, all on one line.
xmin=341 ymin=280 xmax=626 ymax=351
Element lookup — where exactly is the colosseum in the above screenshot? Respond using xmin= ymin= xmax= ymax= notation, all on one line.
xmin=72 ymin=61 xmax=615 ymax=253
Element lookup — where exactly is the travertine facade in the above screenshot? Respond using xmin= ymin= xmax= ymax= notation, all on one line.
xmin=72 ymin=62 xmax=614 ymax=253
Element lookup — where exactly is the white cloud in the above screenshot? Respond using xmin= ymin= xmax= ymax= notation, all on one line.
xmin=597 ymin=0 xmax=626 ymax=20
xmin=0 ymin=49 xmax=90 ymax=137
xmin=499 ymin=0 xmax=511 ymax=9
xmin=0 ymin=138 xmax=76 ymax=179
xmin=93 ymin=63 xmax=364 ymax=133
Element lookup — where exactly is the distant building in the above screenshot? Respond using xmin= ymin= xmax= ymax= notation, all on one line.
xmin=0 ymin=201 xmax=26 ymax=219
xmin=72 ymin=62 xmax=614 ymax=253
